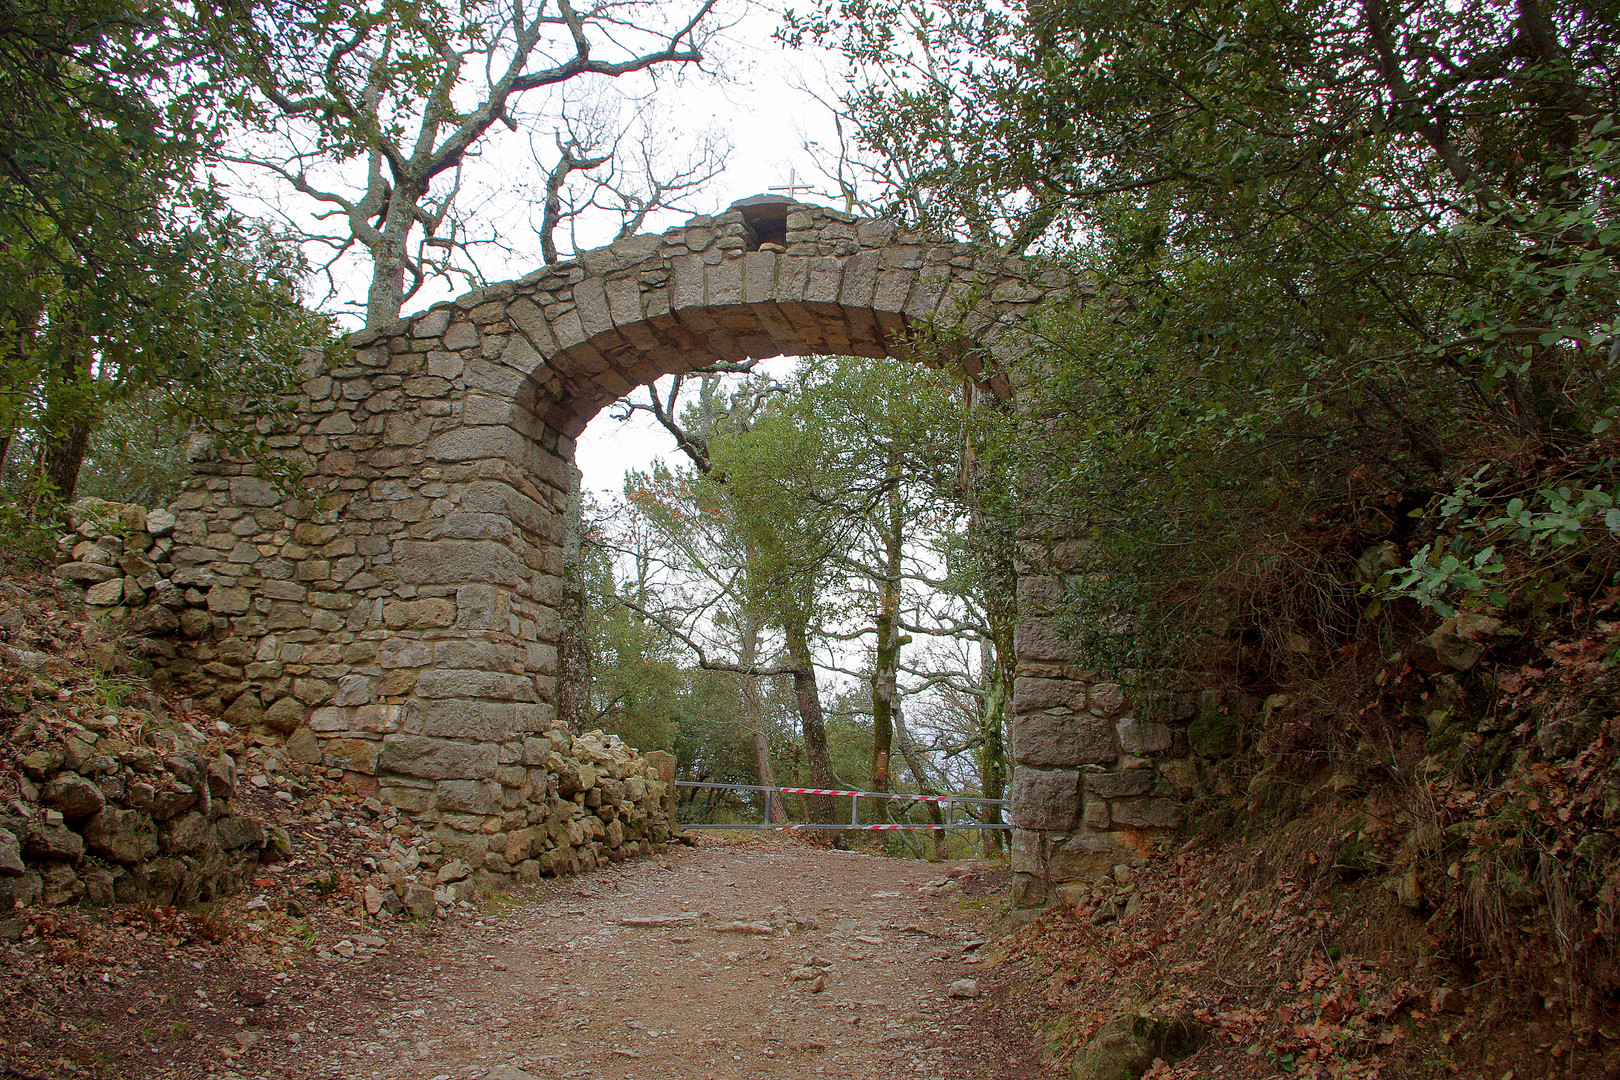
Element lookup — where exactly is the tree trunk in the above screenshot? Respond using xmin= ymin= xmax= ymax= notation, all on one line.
xmin=557 ymin=464 xmax=591 ymax=733
xmin=869 ymin=451 xmax=904 ymax=796
xmin=28 ymin=346 xmax=96 ymax=508
xmin=739 ymin=606 xmax=784 ymax=824
xmin=977 ymin=633 xmax=1010 ymax=856
xmin=893 ymin=710 xmax=946 ymax=861
xmin=365 ymin=177 xmax=424 ymax=328
xmin=784 ymin=611 xmax=836 ymax=825
xmin=967 ymin=418 xmax=1016 ymax=855
xmin=41 ymin=418 xmax=91 ymax=506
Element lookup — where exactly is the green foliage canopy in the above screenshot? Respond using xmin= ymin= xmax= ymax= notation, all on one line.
xmin=792 ymin=0 xmax=1620 ymax=677
xmin=0 ymin=0 xmax=328 ymax=512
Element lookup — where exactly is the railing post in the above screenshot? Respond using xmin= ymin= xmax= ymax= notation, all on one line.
xmin=851 ymin=792 xmax=860 ymax=827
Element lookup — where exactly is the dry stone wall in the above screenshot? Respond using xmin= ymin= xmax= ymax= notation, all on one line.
xmin=54 ymin=196 xmax=1203 ymax=909
xmin=0 ymin=696 xmax=266 ymax=914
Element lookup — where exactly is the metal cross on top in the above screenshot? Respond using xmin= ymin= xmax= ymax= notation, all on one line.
xmin=768 ymin=167 xmax=817 ymax=197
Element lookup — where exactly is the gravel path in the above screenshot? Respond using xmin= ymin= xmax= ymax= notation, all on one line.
xmin=354 ymin=839 xmax=1000 ymax=1080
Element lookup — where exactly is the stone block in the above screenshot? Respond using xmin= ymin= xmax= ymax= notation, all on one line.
xmin=263 ymin=696 xmax=306 ymax=733
xmin=324 ymin=674 xmax=368 ymax=707
xmin=669 ymin=254 xmax=707 ymax=309
xmin=436 ymin=780 xmax=501 ymax=815
xmin=402 ymin=698 xmax=534 ymax=741
xmin=229 ymin=476 xmax=282 ymax=508
xmin=412 ymin=307 xmax=452 ymax=337
xmin=285 ymin=726 xmax=323 ymax=764
xmin=309 ymin=705 xmax=350 ymax=732
xmin=85 ymin=578 xmax=124 ymax=605
xmin=24 ymin=821 xmax=85 ymax=861
xmin=83 ymin=807 xmax=158 ymax=864
xmin=1083 ymin=798 xmax=1111 ymax=829
xmin=1013 ymin=676 xmax=1090 ymax=714
xmin=1084 ymin=769 xmax=1154 ymax=799
xmin=442 ymin=511 xmax=514 ymax=540
xmin=353 ymin=704 xmax=403 ymax=733
xmin=837 ymin=249 xmax=881 ymax=307
xmin=1109 ymin=797 xmax=1185 ymax=829
xmin=1089 ymin=682 xmax=1128 ymax=716
xmin=1012 ymin=714 xmax=1118 ymax=767
xmin=522 ymin=737 xmax=554 ymax=765
xmin=1009 ymin=828 xmax=1045 ymax=875
xmin=54 ymin=561 xmax=120 ymax=584
xmin=442 ymin=319 xmax=479 ymax=350
xmin=428 ymin=425 xmax=524 ymax=464
xmin=455 ymin=582 xmax=507 ymax=627
xmin=1014 ymin=616 xmax=1075 ymax=665
xmin=379 ymin=639 xmax=434 ymax=668
xmin=130 ymin=604 xmax=181 ymax=636
xmin=205 ymin=586 xmax=251 ymax=615
xmin=380 ymin=783 xmax=435 ymax=813
xmin=1047 ymin=830 xmax=1135 ymax=882
xmin=395 ymin=540 xmax=521 ymax=586
xmin=1009 ymin=872 xmax=1047 ymax=909
xmin=323 ymin=738 xmax=382 ymax=774
xmin=416 ymin=669 xmax=536 ymax=701
xmin=706 ymin=259 xmax=744 ymax=305
xmin=291 ymin=677 xmax=332 ymax=705
xmin=382 ymin=597 xmax=456 ymax=629
xmin=1117 ymin=718 xmax=1172 ymax=755
xmin=377 ymin=736 xmax=499 ymax=780
xmin=434 ymin=639 xmax=518 ymax=670
xmin=1008 ymin=767 xmax=1082 ymax=831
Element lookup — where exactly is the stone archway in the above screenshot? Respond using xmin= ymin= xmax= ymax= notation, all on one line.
xmin=149 ymin=196 xmax=1194 ymax=908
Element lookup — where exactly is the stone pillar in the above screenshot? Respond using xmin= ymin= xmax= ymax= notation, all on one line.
xmin=1008 ymin=534 xmax=1198 ymax=910
xmin=158 ymin=320 xmax=576 ymax=870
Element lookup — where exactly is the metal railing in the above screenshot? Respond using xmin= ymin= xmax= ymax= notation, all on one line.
xmin=673 ymin=780 xmax=1010 ymax=831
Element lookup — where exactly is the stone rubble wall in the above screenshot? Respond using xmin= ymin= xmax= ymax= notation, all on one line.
xmin=0 ymin=703 xmax=266 ymax=914
xmin=48 ymin=500 xmax=678 ymax=904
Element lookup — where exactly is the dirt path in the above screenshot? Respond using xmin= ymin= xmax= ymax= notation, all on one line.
xmin=311 ymin=839 xmax=1005 ymax=1080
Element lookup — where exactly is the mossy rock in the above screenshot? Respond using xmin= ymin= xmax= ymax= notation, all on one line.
xmin=1188 ymin=700 xmax=1242 ymax=758
xmin=1072 ymin=1013 xmax=1205 ymax=1080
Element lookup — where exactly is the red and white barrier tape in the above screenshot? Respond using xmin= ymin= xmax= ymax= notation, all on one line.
xmin=777 ymin=787 xmax=950 ymax=803
xmin=783 ymin=823 xmax=955 ymax=831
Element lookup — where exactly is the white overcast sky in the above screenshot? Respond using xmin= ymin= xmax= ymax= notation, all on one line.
xmin=228 ymin=2 xmax=853 ymax=500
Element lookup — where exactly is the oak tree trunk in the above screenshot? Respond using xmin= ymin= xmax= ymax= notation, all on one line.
xmin=785 ymin=612 xmax=836 ymax=825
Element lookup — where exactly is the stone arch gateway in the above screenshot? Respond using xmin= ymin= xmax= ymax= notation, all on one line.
xmin=149 ymin=196 xmax=1196 ymax=910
